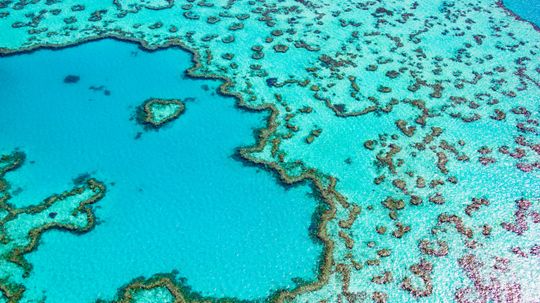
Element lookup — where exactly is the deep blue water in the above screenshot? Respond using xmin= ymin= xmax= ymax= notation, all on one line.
xmin=503 ymin=0 xmax=540 ymax=26
xmin=0 ymin=39 xmax=321 ymax=302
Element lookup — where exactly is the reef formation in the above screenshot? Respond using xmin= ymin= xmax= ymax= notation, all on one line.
xmin=0 ymin=0 xmax=539 ymax=302
xmin=137 ymin=98 xmax=185 ymax=129
xmin=0 ymin=151 xmax=106 ymax=302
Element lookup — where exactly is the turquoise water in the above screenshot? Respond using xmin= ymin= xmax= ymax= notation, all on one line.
xmin=1 ymin=0 xmax=540 ymax=302
xmin=0 ymin=39 xmax=321 ymax=302
xmin=503 ymin=0 xmax=540 ymax=26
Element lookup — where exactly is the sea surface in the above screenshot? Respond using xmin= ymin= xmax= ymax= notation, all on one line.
xmin=503 ymin=0 xmax=540 ymax=26
xmin=0 ymin=0 xmax=539 ymax=302
xmin=0 ymin=39 xmax=322 ymax=302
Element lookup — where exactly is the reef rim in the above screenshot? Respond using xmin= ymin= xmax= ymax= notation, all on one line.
xmin=0 ymin=33 xmax=339 ymax=303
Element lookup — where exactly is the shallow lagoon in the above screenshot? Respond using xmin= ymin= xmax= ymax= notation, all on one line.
xmin=0 ymin=39 xmax=321 ymax=302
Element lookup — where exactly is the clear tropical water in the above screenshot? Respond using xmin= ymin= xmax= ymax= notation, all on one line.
xmin=0 ymin=0 xmax=539 ymax=302
xmin=0 ymin=39 xmax=321 ymax=302
xmin=503 ymin=0 xmax=540 ymax=26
